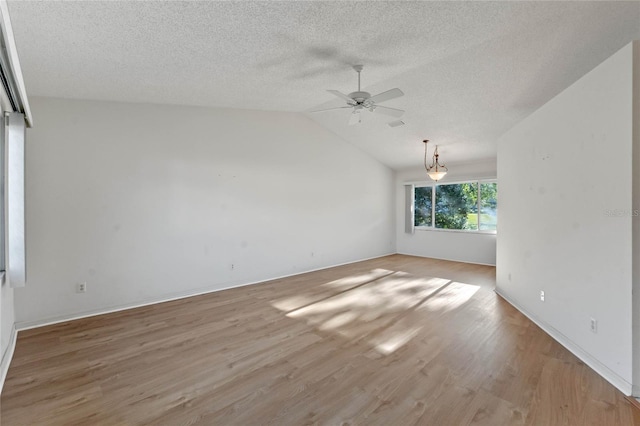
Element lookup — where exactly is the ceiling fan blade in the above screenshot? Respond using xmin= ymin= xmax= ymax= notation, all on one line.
xmin=348 ymin=110 xmax=362 ymax=125
xmin=327 ymin=90 xmax=355 ymax=103
xmin=368 ymin=88 xmax=404 ymax=104
xmin=372 ymin=105 xmax=405 ymax=118
xmin=309 ymin=106 xmax=353 ymax=113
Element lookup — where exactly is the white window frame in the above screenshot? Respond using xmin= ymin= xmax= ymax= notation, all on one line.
xmin=413 ymin=178 xmax=497 ymax=235
xmin=0 ymin=1 xmax=32 ymax=286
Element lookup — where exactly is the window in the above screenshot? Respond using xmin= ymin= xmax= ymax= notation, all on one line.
xmin=0 ymin=114 xmax=4 ymax=272
xmin=414 ymin=180 xmax=497 ymax=232
xmin=435 ymin=182 xmax=478 ymax=230
xmin=479 ymin=183 xmax=497 ymax=231
xmin=3 ymin=112 xmax=26 ymax=285
xmin=414 ymin=186 xmax=432 ymax=227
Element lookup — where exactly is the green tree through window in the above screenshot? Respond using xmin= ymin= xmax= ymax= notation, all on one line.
xmin=413 ymin=181 xmax=497 ymax=232
xmin=435 ymin=183 xmax=478 ymax=230
xmin=479 ymin=183 xmax=497 ymax=231
xmin=414 ymin=186 xmax=432 ymax=227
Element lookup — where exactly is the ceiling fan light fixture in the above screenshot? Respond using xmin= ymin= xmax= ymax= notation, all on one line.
xmin=423 ymin=139 xmax=448 ymax=182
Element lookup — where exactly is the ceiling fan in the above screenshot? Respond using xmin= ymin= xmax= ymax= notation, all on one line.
xmin=311 ymin=65 xmax=405 ymax=125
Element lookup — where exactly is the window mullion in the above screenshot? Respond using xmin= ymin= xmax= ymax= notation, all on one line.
xmin=431 ymin=185 xmax=436 ymax=228
xmin=477 ymin=182 xmax=481 ymax=231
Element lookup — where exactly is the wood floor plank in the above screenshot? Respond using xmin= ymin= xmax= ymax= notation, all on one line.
xmin=2 ymin=254 xmax=638 ymax=425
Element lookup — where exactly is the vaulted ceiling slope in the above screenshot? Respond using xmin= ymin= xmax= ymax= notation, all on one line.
xmin=7 ymin=1 xmax=640 ymax=169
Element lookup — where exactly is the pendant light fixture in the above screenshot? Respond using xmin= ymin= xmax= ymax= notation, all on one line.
xmin=423 ymin=139 xmax=448 ymax=181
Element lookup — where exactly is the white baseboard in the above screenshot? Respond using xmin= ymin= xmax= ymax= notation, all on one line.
xmin=396 ymin=251 xmax=496 ymax=267
xmin=0 ymin=323 xmax=17 ymax=395
xmin=495 ymin=288 xmax=633 ymax=396
xmin=16 ymin=252 xmax=396 ymax=331
xmin=633 ymin=384 xmax=640 ymax=398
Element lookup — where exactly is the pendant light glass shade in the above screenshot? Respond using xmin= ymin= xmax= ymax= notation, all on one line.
xmin=427 ymin=170 xmax=447 ymax=181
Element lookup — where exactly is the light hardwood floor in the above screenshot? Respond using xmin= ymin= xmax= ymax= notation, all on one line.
xmin=2 ymin=255 xmax=639 ymax=425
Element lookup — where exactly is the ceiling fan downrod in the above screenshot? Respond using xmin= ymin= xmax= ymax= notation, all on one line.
xmin=353 ymin=64 xmax=363 ymax=91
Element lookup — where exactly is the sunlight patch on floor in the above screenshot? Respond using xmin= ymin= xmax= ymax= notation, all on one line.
xmin=372 ymin=326 xmax=422 ymax=355
xmin=270 ymin=268 xmax=394 ymax=312
xmin=419 ymin=282 xmax=479 ymax=314
xmin=286 ymin=275 xmax=449 ymax=319
xmin=270 ymin=269 xmax=479 ymax=355
xmin=317 ymin=311 xmax=359 ymax=331
xmin=320 ymin=268 xmax=395 ymax=289
xmin=270 ymin=295 xmax=316 ymax=312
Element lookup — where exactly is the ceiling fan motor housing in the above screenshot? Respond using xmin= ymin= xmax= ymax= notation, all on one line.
xmin=348 ymin=91 xmax=371 ymax=104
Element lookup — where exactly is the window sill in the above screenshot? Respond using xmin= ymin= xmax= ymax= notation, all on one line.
xmin=414 ymin=227 xmax=497 ymax=236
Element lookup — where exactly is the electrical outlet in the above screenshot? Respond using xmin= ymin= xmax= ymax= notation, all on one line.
xmin=540 ymin=290 xmax=545 ymax=302
xmin=77 ymin=282 xmax=87 ymax=293
xmin=230 ymin=263 xmax=234 ymax=270
xmin=590 ymin=318 xmax=597 ymax=333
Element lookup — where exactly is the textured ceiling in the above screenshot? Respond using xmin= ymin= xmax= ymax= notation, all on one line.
xmin=7 ymin=1 xmax=640 ymax=170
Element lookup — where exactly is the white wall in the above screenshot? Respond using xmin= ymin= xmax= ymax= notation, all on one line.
xmin=15 ymin=97 xmax=395 ymax=327
xmin=396 ymin=160 xmax=497 ymax=265
xmin=497 ymin=42 xmax=637 ymax=394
